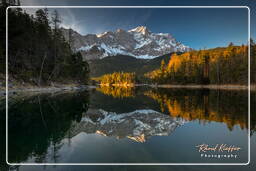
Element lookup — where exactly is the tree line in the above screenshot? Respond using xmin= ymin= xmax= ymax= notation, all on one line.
xmin=146 ymin=42 xmax=256 ymax=85
xmin=93 ymin=72 xmax=136 ymax=86
xmin=0 ymin=3 xmax=90 ymax=85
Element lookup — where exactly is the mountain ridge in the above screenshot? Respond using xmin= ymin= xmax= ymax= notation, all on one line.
xmin=61 ymin=26 xmax=191 ymax=60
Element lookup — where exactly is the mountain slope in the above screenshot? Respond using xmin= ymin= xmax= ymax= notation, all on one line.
xmin=61 ymin=26 xmax=191 ymax=60
xmin=88 ymin=53 xmax=175 ymax=77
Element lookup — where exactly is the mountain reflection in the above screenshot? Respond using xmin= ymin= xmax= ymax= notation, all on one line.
xmin=66 ymin=109 xmax=185 ymax=143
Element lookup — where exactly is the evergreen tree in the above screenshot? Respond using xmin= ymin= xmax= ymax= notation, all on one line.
xmin=1 ymin=7 xmax=90 ymax=85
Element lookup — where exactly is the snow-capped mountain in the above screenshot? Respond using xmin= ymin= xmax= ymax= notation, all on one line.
xmin=66 ymin=109 xmax=185 ymax=142
xmin=61 ymin=26 xmax=191 ymax=60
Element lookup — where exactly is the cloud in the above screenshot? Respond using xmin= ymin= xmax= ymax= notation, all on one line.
xmin=19 ymin=7 xmax=153 ymax=35
xmin=59 ymin=9 xmax=89 ymax=35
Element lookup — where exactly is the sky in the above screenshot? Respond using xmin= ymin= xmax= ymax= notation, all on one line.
xmin=18 ymin=0 xmax=255 ymax=49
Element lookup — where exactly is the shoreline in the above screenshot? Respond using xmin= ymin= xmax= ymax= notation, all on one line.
xmin=150 ymin=84 xmax=255 ymax=91
xmin=0 ymin=84 xmax=255 ymax=95
xmin=0 ymin=84 xmax=96 ymax=96
xmin=99 ymin=83 xmax=134 ymax=87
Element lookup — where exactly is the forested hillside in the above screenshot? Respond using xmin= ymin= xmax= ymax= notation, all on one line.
xmin=146 ymin=42 xmax=256 ymax=85
xmin=0 ymin=3 xmax=90 ymax=86
xmin=88 ymin=53 xmax=174 ymax=78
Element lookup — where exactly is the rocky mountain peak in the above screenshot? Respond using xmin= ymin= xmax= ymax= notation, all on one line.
xmin=129 ymin=26 xmax=150 ymax=35
xmin=61 ymin=26 xmax=191 ymax=60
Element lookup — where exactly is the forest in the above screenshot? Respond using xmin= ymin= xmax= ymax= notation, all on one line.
xmin=93 ymin=72 xmax=136 ymax=86
xmin=92 ymin=42 xmax=256 ymax=86
xmin=146 ymin=42 xmax=256 ymax=85
xmin=0 ymin=2 xmax=90 ymax=85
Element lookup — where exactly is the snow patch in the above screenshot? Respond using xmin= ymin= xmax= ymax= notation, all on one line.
xmin=136 ymin=54 xmax=158 ymax=59
xmin=96 ymin=32 xmax=108 ymax=37
xmin=99 ymin=43 xmax=135 ymax=57
xmin=77 ymin=45 xmax=94 ymax=51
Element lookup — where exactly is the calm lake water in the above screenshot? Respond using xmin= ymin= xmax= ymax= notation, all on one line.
xmin=6 ymin=87 xmax=249 ymax=164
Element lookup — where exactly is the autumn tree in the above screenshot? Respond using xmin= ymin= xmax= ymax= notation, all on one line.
xmin=145 ymin=43 xmax=249 ymax=85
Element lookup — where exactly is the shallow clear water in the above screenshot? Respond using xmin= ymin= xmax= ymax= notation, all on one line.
xmin=7 ymin=87 xmax=249 ymax=164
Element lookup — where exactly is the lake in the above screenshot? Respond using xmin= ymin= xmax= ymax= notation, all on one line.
xmin=6 ymin=87 xmax=249 ymax=164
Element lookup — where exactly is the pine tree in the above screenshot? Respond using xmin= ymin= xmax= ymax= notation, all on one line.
xmin=2 ymin=7 xmax=90 ymax=84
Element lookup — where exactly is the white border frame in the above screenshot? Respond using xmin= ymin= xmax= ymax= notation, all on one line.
xmin=5 ymin=6 xmax=251 ymax=166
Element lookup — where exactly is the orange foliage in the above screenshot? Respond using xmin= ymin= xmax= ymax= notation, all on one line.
xmin=145 ymin=44 xmax=248 ymax=84
xmin=144 ymin=90 xmax=247 ymax=130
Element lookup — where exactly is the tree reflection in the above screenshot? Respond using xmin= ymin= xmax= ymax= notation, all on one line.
xmin=96 ymin=86 xmax=135 ymax=98
xmin=145 ymin=89 xmax=248 ymax=130
xmin=8 ymin=91 xmax=90 ymax=163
